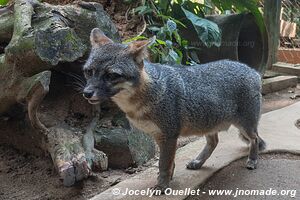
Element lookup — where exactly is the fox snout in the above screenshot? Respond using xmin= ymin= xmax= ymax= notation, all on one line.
xmin=83 ymin=85 xmax=101 ymax=105
xmin=83 ymin=88 xmax=94 ymax=99
xmin=83 ymin=80 xmax=121 ymax=104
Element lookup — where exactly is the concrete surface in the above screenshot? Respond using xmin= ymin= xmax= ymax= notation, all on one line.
xmin=90 ymin=102 xmax=300 ymax=200
xmin=187 ymin=155 xmax=300 ymax=200
xmin=272 ymin=62 xmax=300 ymax=76
xmin=262 ymin=75 xmax=298 ymax=94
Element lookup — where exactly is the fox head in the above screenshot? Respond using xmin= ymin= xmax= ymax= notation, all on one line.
xmin=83 ymin=28 xmax=152 ymax=104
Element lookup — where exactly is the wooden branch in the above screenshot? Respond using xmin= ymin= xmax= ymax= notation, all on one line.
xmin=21 ymin=71 xmax=51 ymax=132
xmin=46 ymin=126 xmax=107 ymax=186
xmin=5 ymin=0 xmax=35 ymax=55
xmin=46 ymin=127 xmax=87 ymax=186
xmin=11 ymin=0 xmax=34 ymax=40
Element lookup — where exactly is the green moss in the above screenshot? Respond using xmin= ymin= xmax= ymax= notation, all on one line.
xmin=65 ymin=31 xmax=80 ymax=51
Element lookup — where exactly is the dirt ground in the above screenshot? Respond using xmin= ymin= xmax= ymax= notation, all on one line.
xmin=1 ymin=85 xmax=300 ymax=200
xmin=0 ymin=144 xmax=157 ymax=200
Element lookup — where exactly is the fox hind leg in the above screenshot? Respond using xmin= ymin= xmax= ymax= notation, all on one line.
xmin=239 ymin=130 xmax=266 ymax=151
xmin=246 ymin=131 xmax=259 ymax=170
xmin=239 ymin=127 xmax=265 ymax=170
xmin=186 ymin=133 xmax=219 ymax=170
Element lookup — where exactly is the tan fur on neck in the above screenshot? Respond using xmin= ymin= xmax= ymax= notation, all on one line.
xmin=111 ymin=68 xmax=150 ymax=117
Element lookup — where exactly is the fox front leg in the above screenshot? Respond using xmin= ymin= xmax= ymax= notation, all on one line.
xmin=152 ymin=137 xmax=177 ymax=194
xmin=186 ymin=133 xmax=219 ymax=169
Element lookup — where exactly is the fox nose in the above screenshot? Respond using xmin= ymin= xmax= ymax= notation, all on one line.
xmin=83 ymin=91 xmax=94 ymax=99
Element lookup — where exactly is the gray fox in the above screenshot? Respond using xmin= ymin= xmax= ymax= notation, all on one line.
xmin=83 ymin=28 xmax=266 ymax=193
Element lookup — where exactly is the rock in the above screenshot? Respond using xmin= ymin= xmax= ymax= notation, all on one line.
xmin=110 ymin=178 xmax=122 ymax=186
xmin=94 ymin=112 xmax=155 ymax=169
xmin=295 ymin=119 xmax=300 ymax=129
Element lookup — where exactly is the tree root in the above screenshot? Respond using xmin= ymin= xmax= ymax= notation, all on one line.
xmin=19 ymin=71 xmax=108 ymax=186
xmin=47 ymin=125 xmax=108 ymax=186
xmin=0 ymin=0 xmax=117 ymax=187
xmin=22 ymin=71 xmax=51 ymax=132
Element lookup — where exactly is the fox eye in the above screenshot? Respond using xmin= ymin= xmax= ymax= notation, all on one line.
xmin=106 ymin=72 xmax=122 ymax=81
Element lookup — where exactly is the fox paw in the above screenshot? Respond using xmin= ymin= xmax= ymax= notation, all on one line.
xmin=246 ymin=159 xmax=257 ymax=170
xmin=186 ymin=159 xmax=204 ymax=170
xmin=150 ymin=185 xmax=168 ymax=195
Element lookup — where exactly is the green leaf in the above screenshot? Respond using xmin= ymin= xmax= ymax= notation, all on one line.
xmin=0 ymin=0 xmax=9 ymax=5
xmin=123 ymin=0 xmax=135 ymax=4
xmin=211 ymin=0 xmax=232 ymax=12
xmin=156 ymin=39 xmax=166 ymax=45
xmin=231 ymin=0 xmax=265 ymax=34
xmin=181 ymin=1 xmax=208 ymax=16
xmin=173 ymin=31 xmax=182 ymax=46
xmin=134 ymin=5 xmax=153 ymax=15
xmin=169 ymin=49 xmax=179 ymax=61
xmin=147 ymin=26 xmax=161 ymax=32
xmin=181 ymin=7 xmax=221 ymax=48
xmin=123 ymin=36 xmax=148 ymax=44
xmin=210 ymin=0 xmax=264 ymax=34
xmin=174 ymin=47 xmax=183 ymax=63
xmin=182 ymin=40 xmax=188 ymax=47
xmin=163 ymin=49 xmax=180 ymax=64
xmin=157 ymin=27 xmax=167 ymax=40
xmin=134 ymin=6 xmax=147 ymax=13
xmin=158 ymin=0 xmax=170 ymax=12
xmin=157 ymin=14 xmax=187 ymax=28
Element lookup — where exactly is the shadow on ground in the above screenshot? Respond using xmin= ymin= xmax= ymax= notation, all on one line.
xmin=187 ymin=154 xmax=300 ymax=200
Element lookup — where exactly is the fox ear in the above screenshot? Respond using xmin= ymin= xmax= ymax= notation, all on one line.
xmin=90 ymin=28 xmax=113 ymax=46
xmin=127 ymin=37 xmax=155 ymax=67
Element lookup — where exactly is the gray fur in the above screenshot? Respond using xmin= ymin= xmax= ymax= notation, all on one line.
xmin=186 ymin=134 xmax=219 ymax=169
xmin=83 ymin=32 xmax=265 ymax=192
xmin=143 ymin=59 xmax=262 ymax=138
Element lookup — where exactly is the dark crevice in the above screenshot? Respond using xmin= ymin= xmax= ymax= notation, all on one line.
xmin=0 ymin=42 xmax=9 ymax=54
